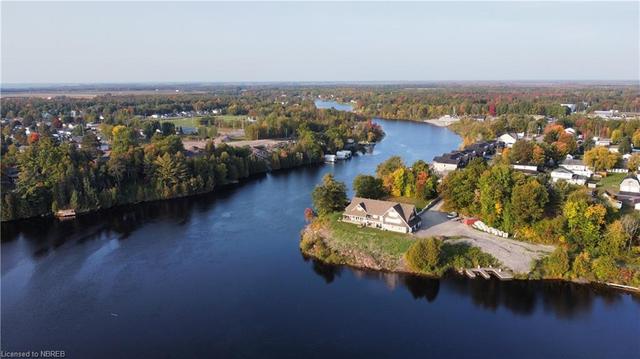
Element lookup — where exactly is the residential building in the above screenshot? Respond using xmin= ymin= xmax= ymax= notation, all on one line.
xmin=594 ymin=110 xmax=620 ymax=119
xmin=498 ymin=133 xmax=518 ymax=148
xmin=620 ymin=175 xmax=640 ymax=194
xmin=561 ymin=104 xmax=577 ymax=113
xmin=550 ymin=167 xmax=587 ymax=185
xmin=342 ymin=197 xmax=421 ymax=233
xmin=594 ymin=137 xmax=612 ymax=147
xmin=511 ymin=164 xmax=540 ymax=175
xmin=432 ymin=153 xmax=464 ymax=174
xmin=559 ymin=158 xmax=593 ymax=177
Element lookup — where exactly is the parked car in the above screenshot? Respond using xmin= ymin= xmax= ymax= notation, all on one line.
xmin=447 ymin=212 xmax=458 ymax=219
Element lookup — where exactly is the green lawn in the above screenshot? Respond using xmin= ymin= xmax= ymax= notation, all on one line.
xmin=597 ymin=173 xmax=627 ymax=193
xmin=302 ymin=214 xmax=500 ymax=275
xmin=161 ymin=115 xmax=247 ymax=128
xmin=326 ymin=213 xmax=414 ymax=269
xmin=161 ymin=117 xmax=203 ymax=128
xmin=215 ymin=115 xmax=247 ymax=123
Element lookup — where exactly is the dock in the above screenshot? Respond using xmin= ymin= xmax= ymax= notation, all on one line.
xmin=462 ymin=267 xmax=514 ymax=281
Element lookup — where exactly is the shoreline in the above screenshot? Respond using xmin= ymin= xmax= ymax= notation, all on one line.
xmin=300 ymin=218 xmax=640 ymax=294
xmin=1 ymin=161 xmax=326 ymax=224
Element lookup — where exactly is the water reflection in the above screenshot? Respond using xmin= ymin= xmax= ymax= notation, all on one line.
xmin=306 ymin=262 xmax=634 ymax=319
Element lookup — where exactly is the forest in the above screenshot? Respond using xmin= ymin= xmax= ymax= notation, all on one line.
xmin=0 ymin=90 xmax=384 ymax=221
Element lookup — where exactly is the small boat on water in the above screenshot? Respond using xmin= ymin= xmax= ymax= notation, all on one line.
xmin=56 ymin=209 xmax=76 ymax=219
xmin=336 ymin=150 xmax=352 ymax=160
xmin=324 ymin=154 xmax=336 ymax=163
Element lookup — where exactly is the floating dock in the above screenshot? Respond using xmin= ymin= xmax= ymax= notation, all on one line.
xmin=462 ymin=267 xmax=514 ymax=281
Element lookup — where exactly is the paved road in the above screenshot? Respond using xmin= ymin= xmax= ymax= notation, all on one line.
xmin=416 ymin=204 xmax=555 ymax=273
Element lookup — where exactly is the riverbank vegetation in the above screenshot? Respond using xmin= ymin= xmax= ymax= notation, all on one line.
xmin=301 ymin=214 xmax=499 ymax=276
xmin=352 ymin=156 xmax=439 ymax=210
xmin=439 ymin=158 xmax=640 ymax=287
xmin=313 ymin=85 xmax=639 ymax=120
xmin=303 ymin=175 xmax=499 ymax=276
xmin=0 ymin=91 xmax=385 ymax=221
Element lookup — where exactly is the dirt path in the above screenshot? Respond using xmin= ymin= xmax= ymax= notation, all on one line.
xmin=416 ymin=209 xmax=554 ymax=273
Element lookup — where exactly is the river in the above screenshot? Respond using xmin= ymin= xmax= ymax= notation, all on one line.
xmin=1 ymin=100 xmax=638 ymax=358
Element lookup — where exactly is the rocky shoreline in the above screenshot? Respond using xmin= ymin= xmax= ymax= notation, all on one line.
xmin=300 ymin=218 xmax=640 ymax=294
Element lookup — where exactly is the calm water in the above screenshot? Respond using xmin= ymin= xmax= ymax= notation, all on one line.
xmin=314 ymin=99 xmax=354 ymax=112
xmin=2 ymin=103 xmax=639 ymax=358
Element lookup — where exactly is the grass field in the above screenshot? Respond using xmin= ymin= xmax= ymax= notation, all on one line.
xmin=324 ymin=213 xmax=414 ymax=269
xmin=596 ymin=172 xmax=627 ymax=192
xmin=161 ymin=115 xmax=247 ymax=128
xmin=302 ymin=214 xmax=498 ymax=274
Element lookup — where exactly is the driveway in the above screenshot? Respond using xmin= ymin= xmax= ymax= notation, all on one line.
xmin=416 ymin=205 xmax=555 ymax=273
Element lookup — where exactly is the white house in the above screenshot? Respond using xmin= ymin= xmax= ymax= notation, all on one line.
xmin=560 ymin=158 xmax=593 ymax=177
xmin=499 ymin=133 xmax=518 ymax=148
xmin=342 ymin=197 xmax=421 ymax=233
xmin=432 ymin=153 xmax=464 ymax=175
xmin=620 ymin=175 xmax=640 ymax=194
xmin=594 ymin=110 xmax=620 ymax=119
xmin=551 ymin=167 xmax=587 ymax=185
xmin=594 ymin=137 xmax=612 ymax=147
xmin=511 ymin=164 xmax=540 ymax=174
xmin=561 ymin=104 xmax=577 ymax=113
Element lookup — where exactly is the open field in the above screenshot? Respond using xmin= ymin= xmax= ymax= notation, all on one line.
xmin=161 ymin=115 xmax=247 ymax=128
xmin=182 ymin=137 xmax=287 ymax=151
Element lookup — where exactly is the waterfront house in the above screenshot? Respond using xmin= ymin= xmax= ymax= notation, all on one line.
xmin=342 ymin=197 xmax=421 ymax=233
xmin=432 ymin=153 xmax=464 ymax=174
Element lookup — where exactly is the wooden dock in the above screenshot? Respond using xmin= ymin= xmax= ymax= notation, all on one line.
xmin=462 ymin=267 xmax=514 ymax=281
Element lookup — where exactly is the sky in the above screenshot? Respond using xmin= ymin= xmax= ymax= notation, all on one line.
xmin=1 ymin=1 xmax=639 ymax=84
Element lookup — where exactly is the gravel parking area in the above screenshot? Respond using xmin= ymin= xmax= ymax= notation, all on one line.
xmin=416 ymin=207 xmax=555 ymax=273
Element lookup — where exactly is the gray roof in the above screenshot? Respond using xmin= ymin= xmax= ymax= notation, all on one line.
xmin=561 ymin=159 xmax=586 ymax=166
xmin=552 ymin=167 xmax=573 ymax=174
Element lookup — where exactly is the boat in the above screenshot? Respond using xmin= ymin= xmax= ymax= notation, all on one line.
xmin=336 ymin=150 xmax=352 ymax=160
xmin=324 ymin=154 xmax=336 ymax=163
xmin=56 ymin=209 xmax=76 ymax=219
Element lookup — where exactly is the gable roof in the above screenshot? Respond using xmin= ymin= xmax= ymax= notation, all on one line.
xmin=344 ymin=197 xmax=417 ymax=227
xmin=500 ymin=133 xmax=518 ymax=141
xmin=551 ymin=167 xmax=574 ymax=175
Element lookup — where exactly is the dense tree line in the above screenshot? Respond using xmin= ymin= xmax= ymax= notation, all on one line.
xmin=309 ymin=85 xmax=639 ymax=120
xmin=439 ymin=159 xmax=640 ymax=286
xmin=0 ymin=132 xmax=274 ymax=221
xmin=351 ymin=156 xmax=438 ymax=203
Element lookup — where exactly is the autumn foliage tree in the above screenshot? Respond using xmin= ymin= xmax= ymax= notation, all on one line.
xmin=584 ymin=147 xmax=621 ymax=171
